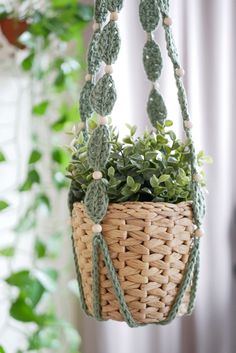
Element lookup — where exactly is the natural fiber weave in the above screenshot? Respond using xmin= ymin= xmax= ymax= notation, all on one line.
xmin=72 ymin=201 xmax=195 ymax=324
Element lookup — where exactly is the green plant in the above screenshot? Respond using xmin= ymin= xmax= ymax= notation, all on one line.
xmin=0 ymin=1 xmax=93 ymax=352
xmin=67 ymin=119 xmax=212 ymax=207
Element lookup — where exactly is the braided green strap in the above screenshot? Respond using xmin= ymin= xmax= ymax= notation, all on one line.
xmin=83 ymin=0 xmax=125 ymax=319
xmin=139 ymin=0 xmax=167 ymax=127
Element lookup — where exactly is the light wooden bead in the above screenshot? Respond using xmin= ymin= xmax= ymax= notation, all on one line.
xmin=78 ymin=121 xmax=85 ymax=129
xmin=85 ymin=74 xmax=92 ymax=81
xmin=110 ymin=12 xmax=119 ymax=21
xmin=184 ymin=120 xmax=193 ymax=129
xmin=146 ymin=32 xmax=153 ymax=41
xmin=175 ymin=67 xmax=185 ymax=77
xmin=194 ymin=228 xmax=205 ymax=237
xmin=92 ymin=22 xmax=100 ymax=32
xmin=153 ymin=82 xmax=160 ymax=90
xmin=98 ymin=115 xmax=108 ymax=125
xmin=105 ymin=65 xmax=113 ymax=74
xmin=164 ymin=17 xmax=172 ymax=26
xmin=92 ymin=171 xmax=103 ymax=180
xmin=193 ymin=173 xmax=201 ymax=182
xmin=92 ymin=224 xmax=102 ymax=233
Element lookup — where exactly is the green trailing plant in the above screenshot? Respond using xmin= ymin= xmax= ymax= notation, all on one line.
xmin=67 ymin=119 xmax=212 ymax=208
xmin=0 ymin=1 xmax=93 ymax=352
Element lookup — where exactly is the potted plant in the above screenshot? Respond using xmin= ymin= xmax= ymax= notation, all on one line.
xmin=68 ymin=0 xmax=210 ymax=327
xmin=0 ymin=5 xmax=28 ymax=49
xmin=68 ymin=119 xmax=210 ymax=326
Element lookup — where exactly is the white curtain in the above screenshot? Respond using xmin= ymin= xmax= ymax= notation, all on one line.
xmin=79 ymin=1 xmax=236 ymax=353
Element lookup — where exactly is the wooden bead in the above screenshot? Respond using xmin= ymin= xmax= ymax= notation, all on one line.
xmin=194 ymin=228 xmax=205 ymax=237
xmin=153 ymin=82 xmax=160 ymax=90
xmin=93 ymin=171 xmax=103 ymax=180
xmin=164 ymin=17 xmax=172 ymax=26
xmin=98 ymin=115 xmax=108 ymax=125
xmin=193 ymin=173 xmax=201 ymax=182
xmin=175 ymin=67 xmax=185 ymax=77
xmin=92 ymin=224 xmax=102 ymax=233
xmin=92 ymin=22 xmax=100 ymax=32
xmin=85 ymin=73 xmax=92 ymax=81
xmin=110 ymin=12 xmax=119 ymax=21
xmin=105 ymin=65 xmax=113 ymax=74
xmin=184 ymin=120 xmax=193 ymax=129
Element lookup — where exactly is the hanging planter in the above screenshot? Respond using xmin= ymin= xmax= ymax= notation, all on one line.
xmin=0 ymin=17 xmax=28 ymax=49
xmin=68 ymin=0 xmax=207 ymax=327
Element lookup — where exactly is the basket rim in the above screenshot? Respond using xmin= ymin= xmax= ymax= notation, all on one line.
xmin=73 ymin=200 xmax=193 ymax=208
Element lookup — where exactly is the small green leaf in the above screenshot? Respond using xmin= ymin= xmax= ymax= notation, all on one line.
xmin=52 ymin=147 xmax=69 ymax=168
xmin=21 ymin=52 xmax=35 ymax=71
xmin=28 ymin=326 xmax=60 ymax=350
xmin=0 ymin=246 xmax=14 ymax=257
xmin=108 ymin=166 xmax=115 ymax=177
xmin=34 ymin=238 xmax=47 ymax=258
xmin=28 ymin=149 xmax=42 ymax=164
xmin=0 ymin=151 xmax=6 ymax=162
xmin=19 ymin=169 xmax=40 ymax=191
xmin=0 ymin=345 xmax=6 ymax=353
xmin=10 ymin=297 xmax=43 ymax=324
xmin=159 ymin=174 xmax=170 ymax=183
xmin=77 ymin=131 xmax=84 ymax=145
xmin=127 ymin=176 xmax=135 ymax=187
xmin=150 ymin=175 xmax=159 ymax=187
xmin=0 ymin=200 xmax=9 ymax=211
xmin=165 ymin=120 xmax=173 ymax=127
xmin=32 ymin=101 xmax=49 ymax=116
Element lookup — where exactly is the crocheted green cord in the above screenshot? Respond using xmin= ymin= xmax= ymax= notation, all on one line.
xmin=147 ymin=87 xmax=167 ymax=125
xmin=143 ymin=39 xmax=163 ymax=82
xmin=95 ymin=0 xmax=108 ymax=23
xmin=79 ymin=81 xmax=95 ymax=122
xmin=98 ymin=21 xmax=121 ymax=64
xmin=87 ymin=125 xmax=110 ymax=170
xmin=91 ymin=74 xmax=117 ymax=116
xmin=88 ymin=31 xmax=102 ymax=75
xmin=139 ymin=0 xmax=160 ymax=33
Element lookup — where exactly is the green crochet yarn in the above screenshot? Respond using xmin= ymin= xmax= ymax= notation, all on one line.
xmin=95 ymin=0 xmax=108 ymax=23
xmin=92 ymin=233 xmax=138 ymax=327
xmin=70 ymin=0 xmax=205 ymax=327
xmin=147 ymin=87 xmax=167 ymax=126
xmin=139 ymin=0 xmax=160 ymax=33
xmin=91 ymin=74 xmax=117 ymax=116
xmin=107 ymin=0 xmax=123 ymax=12
xmin=143 ymin=39 xmax=163 ymax=82
xmin=84 ymin=180 xmax=109 ymax=223
xmin=88 ymin=31 xmax=102 ymax=75
xmin=87 ymin=125 xmax=110 ymax=170
xmin=98 ymin=21 xmax=121 ymax=64
xmin=79 ymin=81 xmax=95 ymax=122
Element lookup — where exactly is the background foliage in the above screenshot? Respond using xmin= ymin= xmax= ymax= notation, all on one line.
xmin=0 ymin=1 xmax=92 ymax=352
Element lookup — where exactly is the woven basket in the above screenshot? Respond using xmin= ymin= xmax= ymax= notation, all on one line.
xmin=72 ymin=201 xmax=195 ymax=324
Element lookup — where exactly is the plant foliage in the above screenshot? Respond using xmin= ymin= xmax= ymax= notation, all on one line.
xmin=67 ymin=120 xmax=211 ymax=205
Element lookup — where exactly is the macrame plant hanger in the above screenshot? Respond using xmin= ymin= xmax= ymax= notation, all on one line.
xmin=71 ymin=0 xmax=205 ymax=327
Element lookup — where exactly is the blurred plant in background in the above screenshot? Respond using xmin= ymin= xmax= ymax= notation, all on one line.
xmin=0 ymin=1 xmax=92 ymax=352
